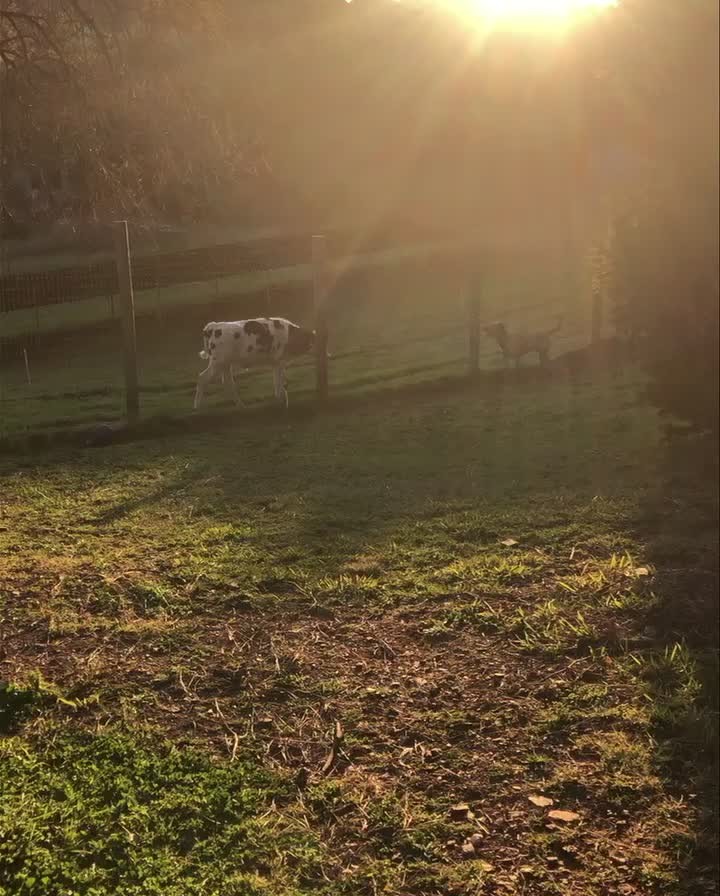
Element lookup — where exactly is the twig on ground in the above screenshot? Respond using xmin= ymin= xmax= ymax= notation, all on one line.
xmin=370 ymin=633 xmax=397 ymax=660
xmin=321 ymin=720 xmax=345 ymax=776
xmin=270 ymin=637 xmax=282 ymax=673
xmin=536 ymin=656 xmax=588 ymax=684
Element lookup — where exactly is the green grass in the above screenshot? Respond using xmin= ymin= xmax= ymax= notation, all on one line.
xmin=0 ymin=730 xmax=331 ymax=896
xmin=1 ymin=356 xmax=717 ymax=895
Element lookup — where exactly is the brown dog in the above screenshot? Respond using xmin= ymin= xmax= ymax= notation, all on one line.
xmin=484 ymin=318 xmax=562 ymax=367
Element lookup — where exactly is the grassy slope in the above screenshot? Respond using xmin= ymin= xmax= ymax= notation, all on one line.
xmin=1 ymin=365 xmax=717 ymax=895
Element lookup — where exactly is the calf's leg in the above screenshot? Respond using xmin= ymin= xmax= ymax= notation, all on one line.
xmin=194 ymin=363 xmax=216 ymax=409
xmin=221 ymin=366 xmax=243 ymax=406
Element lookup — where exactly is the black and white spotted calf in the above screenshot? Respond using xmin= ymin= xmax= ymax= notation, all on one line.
xmin=194 ymin=317 xmax=315 ymax=409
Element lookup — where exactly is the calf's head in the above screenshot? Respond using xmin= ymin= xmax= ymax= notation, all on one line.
xmin=286 ymin=324 xmax=316 ymax=356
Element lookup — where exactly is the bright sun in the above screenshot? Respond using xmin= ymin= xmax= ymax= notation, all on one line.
xmin=454 ymin=0 xmax=615 ymax=24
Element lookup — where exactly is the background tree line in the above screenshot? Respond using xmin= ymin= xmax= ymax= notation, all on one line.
xmin=0 ymin=0 xmax=624 ymax=239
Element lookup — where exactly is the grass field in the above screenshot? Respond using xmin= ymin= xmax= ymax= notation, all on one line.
xmin=1 ymin=357 xmax=717 ymax=895
xmin=0 ymin=246 xmax=589 ymax=438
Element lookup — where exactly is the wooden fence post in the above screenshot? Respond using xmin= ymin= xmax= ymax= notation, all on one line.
xmin=312 ymin=234 xmax=329 ymax=402
xmin=467 ymin=263 xmax=481 ymax=375
xmin=591 ymin=276 xmax=604 ymax=345
xmin=113 ymin=220 xmax=139 ymax=422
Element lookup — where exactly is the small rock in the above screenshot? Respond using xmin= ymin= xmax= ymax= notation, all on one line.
xmin=469 ymin=833 xmax=484 ymax=849
xmin=461 ymin=841 xmax=476 ymax=859
xmin=449 ymin=803 xmax=471 ymax=821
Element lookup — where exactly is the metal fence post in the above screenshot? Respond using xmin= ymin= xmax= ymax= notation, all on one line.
xmin=312 ymin=234 xmax=329 ymax=402
xmin=113 ymin=220 xmax=139 ymax=422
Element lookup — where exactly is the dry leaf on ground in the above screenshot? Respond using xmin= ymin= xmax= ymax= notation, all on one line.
xmin=547 ymin=809 xmax=581 ymax=823
xmin=528 ymin=795 xmax=554 ymax=808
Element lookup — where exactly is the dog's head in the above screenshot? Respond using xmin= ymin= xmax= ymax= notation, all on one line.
xmin=483 ymin=321 xmax=507 ymax=344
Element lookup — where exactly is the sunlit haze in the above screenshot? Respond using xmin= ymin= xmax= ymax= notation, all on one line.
xmin=442 ymin=0 xmax=615 ymax=26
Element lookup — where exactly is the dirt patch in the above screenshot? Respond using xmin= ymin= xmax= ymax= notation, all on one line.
xmin=1 ymin=587 xmax=702 ymax=894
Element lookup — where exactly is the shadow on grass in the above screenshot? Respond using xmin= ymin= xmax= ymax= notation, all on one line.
xmin=9 ymin=348 xmax=644 ymax=616
xmin=634 ymin=432 xmax=719 ymax=894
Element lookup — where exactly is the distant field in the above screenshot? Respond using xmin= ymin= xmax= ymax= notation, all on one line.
xmin=0 ymin=245 xmax=591 ymax=438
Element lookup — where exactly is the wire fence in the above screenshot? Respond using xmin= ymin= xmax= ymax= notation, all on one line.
xmin=0 ymin=225 xmax=606 ymax=443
